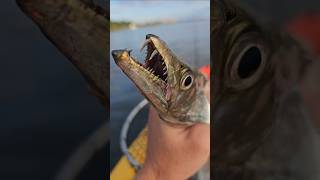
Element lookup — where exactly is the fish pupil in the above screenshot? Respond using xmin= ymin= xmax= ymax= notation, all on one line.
xmin=238 ymin=46 xmax=261 ymax=79
xmin=184 ymin=76 xmax=192 ymax=87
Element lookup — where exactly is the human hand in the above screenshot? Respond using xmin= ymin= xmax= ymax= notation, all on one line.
xmin=136 ymin=79 xmax=210 ymax=180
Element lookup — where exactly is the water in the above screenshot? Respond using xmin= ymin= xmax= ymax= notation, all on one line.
xmin=110 ymin=21 xmax=210 ymax=168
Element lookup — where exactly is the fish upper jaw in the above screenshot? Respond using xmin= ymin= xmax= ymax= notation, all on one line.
xmin=112 ymin=49 xmax=168 ymax=112
xmin=148 ymin=35 xmax=180 ymax=88
xmin=111 ymin=34 xmax=181 ymax=116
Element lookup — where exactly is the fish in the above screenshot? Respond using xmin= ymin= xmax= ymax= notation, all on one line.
xmin=112 ymin=34 xmax=210 ymax=125
xmin=16 ymin=0 xmax=109 ymax=107
xmin=16 ymin=2 xmax=110 ymax=179
xmin=212 ymin=0 xmax=320 ymax=179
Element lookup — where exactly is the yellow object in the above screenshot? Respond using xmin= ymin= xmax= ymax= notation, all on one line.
xmin=111 ymin=128 xmax=148 ymax=180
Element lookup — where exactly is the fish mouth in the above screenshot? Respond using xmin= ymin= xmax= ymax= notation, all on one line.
xmin=140 ymin=34 xmax=169 ymax=84
xmin=112 ymin=34 xmax=171 ymax=109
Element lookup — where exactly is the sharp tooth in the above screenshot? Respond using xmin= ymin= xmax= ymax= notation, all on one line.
xmin=165 ymin=77 xmax=168 ymax=82
xmin=149 ymin=50 xmax=158 ymax=60
xmin=153 ymin=76 xmax=158 ymax=81
xmin=140 ymin=39 xmax=151 ymax=52
xmin=163 ymin=66 xmax=167 ymax=71
xmin=162 ymin=62 xmax=165 ymax=65
xmin=164 ymin=71 xmax=167 ymax=75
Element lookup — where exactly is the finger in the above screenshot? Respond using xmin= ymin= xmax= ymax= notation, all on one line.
xmin=148 ymin=106 xmax=190 ymax=136
xmin=187 ymin=123 xmax=210 ymax=152
xmin=147 ymin=106 xmax=160 ymax=128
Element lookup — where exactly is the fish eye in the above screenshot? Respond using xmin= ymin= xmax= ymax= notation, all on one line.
xmin=181 ymin=74 xmax=193 ymax=90
xmin=238 ymin=46 xmax=261 ymax=79
xmin=226 ymin=39 xmax=267 ymax=90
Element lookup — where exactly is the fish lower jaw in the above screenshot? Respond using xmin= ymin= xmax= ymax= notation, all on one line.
xmin=126 ymin=56 xmax=168 ymax=87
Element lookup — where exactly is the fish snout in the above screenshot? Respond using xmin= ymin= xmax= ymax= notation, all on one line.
xmin=111 ymin=49 xmax=131 ymax=63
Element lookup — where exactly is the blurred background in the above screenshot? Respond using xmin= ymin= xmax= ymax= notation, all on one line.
xmin=110 ymin=0 xmax=210 ymax=169
xmin=0 ymin=1 xmax=106 ymax=179
xmin=237 ymin=0 xmax=320 ymax=25
xmin=3 ymin=0 xmax=319 ymax=179
xmin=236 ymin=0 xmax=320 ymax=57
xmin=238 ymin=0 xmax=320 ymax=168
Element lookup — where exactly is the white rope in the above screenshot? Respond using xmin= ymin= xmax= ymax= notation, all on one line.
xmin=120 ymin=99 xmax=149 ymax=170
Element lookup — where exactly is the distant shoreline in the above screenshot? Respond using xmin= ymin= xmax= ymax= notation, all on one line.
xmin=110 ymin=21 xmax=131 ymax=32
xmin=110 ymin=20 xmax=177 ymax=32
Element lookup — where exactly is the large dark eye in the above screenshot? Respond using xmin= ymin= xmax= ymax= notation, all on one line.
xmin=238 ymin=46 xmax=261 ymax=79
xmin=226 ymin=41 xmax=267 ymax=90
xmin=181 ymin=74 xmax=193 ymax=90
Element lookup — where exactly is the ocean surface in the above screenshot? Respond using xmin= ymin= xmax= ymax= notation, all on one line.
xmin=110 ymin=21 xmax=210 ymax=168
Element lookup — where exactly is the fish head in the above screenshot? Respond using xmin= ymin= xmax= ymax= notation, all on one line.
xmin=16 ymin=0 xmax=69 ymax=25
xmin=16 ymin=0 xmax=109 ymax=106
xmin=112 ymin=34 xmax=209 ymax=125
xmin=212 ymin=0 xmax=312 ymax=165
xmin=212 ymin=0 xmax=277 ymax=164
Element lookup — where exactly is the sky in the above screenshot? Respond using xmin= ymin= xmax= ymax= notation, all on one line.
xmin=110 ymin=0 xmax=210 ymax=23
